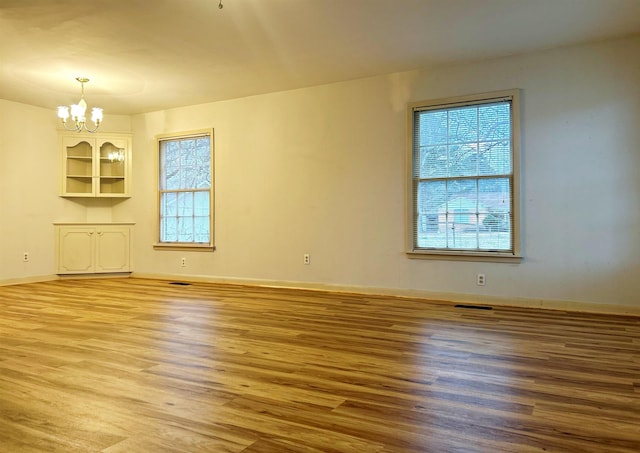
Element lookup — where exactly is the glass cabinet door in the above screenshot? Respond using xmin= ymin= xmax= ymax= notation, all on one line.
xmin=98 ymin=140 xmax=127 ymax=196
xmin=62 ymin=139 xmax=95 ymax=195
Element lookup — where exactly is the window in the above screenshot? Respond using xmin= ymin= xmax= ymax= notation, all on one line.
xmin=156 ymin=129 xmax=214 ymax=250
xmin=407 ymin=90 xmax=520 ymax=261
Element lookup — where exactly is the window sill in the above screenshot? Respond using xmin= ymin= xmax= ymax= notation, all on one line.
xmin=153 ymin=243 xmax=216 ymax=252
xmin=407 ymin=250 xmax=522 ymax=263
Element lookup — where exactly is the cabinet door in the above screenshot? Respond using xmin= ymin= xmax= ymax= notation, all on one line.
xmin=57 ymin=227 xmax=95 ymax=273
xmin=61 ymin=137 xmax=96 ymax=196
xmin=95 ymin=226 xmax=130 ymax=273
xmin=96 ymin=137 xmax=130 ymax=197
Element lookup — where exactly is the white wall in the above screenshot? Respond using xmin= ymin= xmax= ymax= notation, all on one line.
xmin=124 ymin=35 xmax=640 ymax=309
xmin=2 ymin=35 xmax=639 ymax=311
xmin=0 ymin=100 xmax=61 ymax=281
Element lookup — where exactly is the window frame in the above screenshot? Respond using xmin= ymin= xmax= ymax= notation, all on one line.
xmin=406 ymin=89 xmax=521 ymax=262
xmin=154 ymin=128 xmax=215 ymax=251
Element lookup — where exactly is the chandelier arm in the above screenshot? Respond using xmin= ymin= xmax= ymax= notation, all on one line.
xmin=60 ymin=119 xmax=83 ymax=132
xmin=83 ymin=122 xmax=100 ymax=133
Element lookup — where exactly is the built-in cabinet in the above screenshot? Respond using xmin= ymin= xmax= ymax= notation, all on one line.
xmin=60 ymin=133 xmax=132 ymax=197
xmin=55 ymin=223 xmax=133 ymax=274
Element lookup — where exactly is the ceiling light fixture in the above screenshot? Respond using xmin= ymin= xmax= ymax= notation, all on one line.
xmin=57 ymin=77 xmax=103 ymax=133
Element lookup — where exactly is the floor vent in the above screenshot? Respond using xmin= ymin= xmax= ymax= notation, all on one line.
xmin=169 ymin=282 xmax=192 ymax=286
xmin=455 ymin=304 xmax=493 ymax=310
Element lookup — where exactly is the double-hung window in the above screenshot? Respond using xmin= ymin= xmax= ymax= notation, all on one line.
xmin=407 ymin=90 xmax=520 ymax=261
xmin=156 ymin=129 xmax=214 ymax=250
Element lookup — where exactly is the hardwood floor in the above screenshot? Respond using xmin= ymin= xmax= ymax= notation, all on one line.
xmin=0 ymin=278 xmax=639 ymax=452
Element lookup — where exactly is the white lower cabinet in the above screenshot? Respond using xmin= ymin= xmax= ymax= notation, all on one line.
xmin=55 ymin=223 xmax=133 ymax=274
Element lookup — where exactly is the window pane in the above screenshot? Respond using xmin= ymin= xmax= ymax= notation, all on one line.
xmin=419 ymin=145 xmax=447 ymax=178
xmin=194 ymin=216 xmax=210 ymax=243
xmin=419 ymin=110 xmax=448 ymax=146
xmin=194 ymin=191 xmax=210 ymax=216
xmin=479 ymin=103 xmax=510 ymax=141
xmin=161 ymin=216 xmax=177 ymax=242
xmin=179 ymin=165 xmax=194 ymax=189
xmin=196 ymin=166 xmax=211 ymax=189
xmin=177 ymin=216 xmax=194 ymax=242
xmin=443 ymin=179 xmax=477 ymax=249
xmin=448 ymin=143 xmax=478 ymax=177
xmin=161 ymin=192 xmax=177 ymax=216
xmin=479 ymin=140 xmax=511 ymax=176
xmin=182 ymin=139 xmax=196 ymax=165
xmin=415 ymin=180 xmax=445 ymax=248
xmin=418 ymin=180 xmax=446 ymax=213
xmin=165 ymin=141 xmax=179 ymax=156
xmin=196 ymin=138 xmax=211 ymax=188
xmin=161 ymin=142 xmax=181 ymax=190
xmin=165 ymin=165 xmax=180 ymax=190
xmin=177 ymin=192 xmax=193 ymax=217
xmin=479 ymin=178 xmax=511 ymax=250
xmin=448 ymin=106 xmax=478 ymax=144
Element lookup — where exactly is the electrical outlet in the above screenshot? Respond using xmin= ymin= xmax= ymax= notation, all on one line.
xmin=303 ymin=253 xmax=310 ymax=265
xmin=476 ymin=273 xmax=486 ymax=286
xmin=23 ymin=252 xmax=30 ymax=262
xmin=180 ymin=257 xmax=187 ymax=267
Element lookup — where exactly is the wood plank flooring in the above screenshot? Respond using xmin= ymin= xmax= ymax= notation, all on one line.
xmin=0 ymin=278 xmax=639 ymax=452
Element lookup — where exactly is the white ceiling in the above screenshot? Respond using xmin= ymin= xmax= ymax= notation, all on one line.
xmin=2 ymin=0 xmax=640 ymax=115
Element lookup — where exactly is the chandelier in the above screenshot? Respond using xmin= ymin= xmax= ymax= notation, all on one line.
xmin=57 ymin=77 xmax=103 ymax=133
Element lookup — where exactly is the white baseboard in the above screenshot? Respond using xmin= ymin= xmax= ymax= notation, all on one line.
xmin=131 ymin=272 xmax=640 ymax=317
xmin=0 ymin=273 xmax=133 ymax=286
xmin=56 ymin=273 xmax=132 ymax=280
xmin=0 ymin=274 xmax=59 ymax=286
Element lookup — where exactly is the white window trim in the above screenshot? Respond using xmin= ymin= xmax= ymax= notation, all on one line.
xmin=154 ymin=128 xmax=215 ymax=251
xmin=406 ymin=89 xmax=522 ymax=262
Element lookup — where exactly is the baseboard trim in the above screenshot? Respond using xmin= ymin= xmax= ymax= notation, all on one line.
xmin=0 ymin=273 xmax=133 ymax=286
xmin=131 ymin=272 xmax=640 ymax=317
xmin=0 ymin=274 xmax=59 ymax=286
xmin=56 ymin=273 xmax=132 ymax=280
